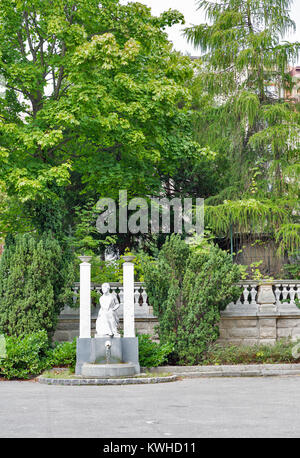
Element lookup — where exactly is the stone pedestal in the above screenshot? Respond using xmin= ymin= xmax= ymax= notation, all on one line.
xmin=93 ymin=337 xmax=122 ymax=364
xmin=257 ymin=282 xmax=277 ymax=314
xmin=76 ymin=337 xmax=140 ymax=375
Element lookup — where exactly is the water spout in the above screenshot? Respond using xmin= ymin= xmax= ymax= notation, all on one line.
xmin=105 ymin=340 xmax=112 ymax=364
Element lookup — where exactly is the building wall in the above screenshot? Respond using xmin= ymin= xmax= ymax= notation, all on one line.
xmin=235 ymin=239 xmax=286 ymax=277
xmin=286 ymin=66 xmax=300 ymax=102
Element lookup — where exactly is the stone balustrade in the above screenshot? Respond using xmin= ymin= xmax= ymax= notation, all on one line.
xmin=224 ymin=280 xmax=300 ymax=316
xmin=220 ymin=280 xmax=300 ymax=346
xmin=69 ymin=280 xmax=300 ymax=317
xmin=70 ymin=281 xmax=152 ymax=317
xmin=55 ymin=280 xmax=300 ymax=344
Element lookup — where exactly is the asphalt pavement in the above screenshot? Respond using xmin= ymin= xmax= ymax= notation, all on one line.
xmin=1 ymin=376 xmax=300 ymax=438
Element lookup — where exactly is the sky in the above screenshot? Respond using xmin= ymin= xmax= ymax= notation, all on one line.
xmin=122 ymin=0 xmax=300 ymax=62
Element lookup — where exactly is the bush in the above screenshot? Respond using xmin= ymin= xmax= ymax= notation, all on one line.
xmin=143 ymin=234 xmax=241 ymax=365
xmin=0 ymin=330 xmax=51 ymax=380
xmin=0 ymin=331 xmax=77 ymax=379
xmin=0 ymin=233 xmax=75 ymax=337
xmin=47 ymin=339 xmax=76 ymax=371
xmin=138 ymin=334 xmax=173 ymax=368
xmin=202 ymin=340 xmax=300 ymax=365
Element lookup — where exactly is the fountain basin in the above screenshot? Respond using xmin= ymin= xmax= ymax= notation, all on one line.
xmin=76 ymin=337 xmax=140 ymax=375
xmin=81 ymin=362 xmax=136 ymax=378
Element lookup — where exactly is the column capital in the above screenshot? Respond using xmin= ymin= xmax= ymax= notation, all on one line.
xmin=78 ymin=255 xmax=92 ymax=264
xmin=122 ymin=255 xmax=136 ymax=263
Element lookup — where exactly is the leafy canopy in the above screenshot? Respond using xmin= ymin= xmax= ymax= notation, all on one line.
xmin=0 ymin=0 xmax=200 ymax=238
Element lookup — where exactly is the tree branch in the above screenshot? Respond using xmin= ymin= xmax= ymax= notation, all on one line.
xmin=23 ymin=11 xmax=37 ymax=62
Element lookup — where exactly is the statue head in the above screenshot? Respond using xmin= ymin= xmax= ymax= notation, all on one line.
xmin=101 ymin=282 xmax=110 ymax=294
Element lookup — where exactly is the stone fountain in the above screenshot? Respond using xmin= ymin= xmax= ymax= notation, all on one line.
xmin=75 ymin=255 xmax=140 ymax=378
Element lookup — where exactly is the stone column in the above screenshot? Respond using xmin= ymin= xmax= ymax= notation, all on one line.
xmin=122 ymin=255 xmax=135 ymax=337
xmin=79 ymin=256 xmax=92 ymax=338
xmin=257 ymin=281 xmax=277 ymax=314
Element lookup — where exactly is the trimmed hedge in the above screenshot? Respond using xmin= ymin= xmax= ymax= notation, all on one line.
xmin=0 ymin=331 xmax=50 ymax=379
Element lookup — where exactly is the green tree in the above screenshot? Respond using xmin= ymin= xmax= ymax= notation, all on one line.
xmin=143 ymin=235 xmax=241 ymax=364
xmin=185 ymin=0 xmax=300 ymax=256
xmin=0 ymin=0 xmax=200 ymax=241
xmin=0 ymin=233 xmax=74 ymax=336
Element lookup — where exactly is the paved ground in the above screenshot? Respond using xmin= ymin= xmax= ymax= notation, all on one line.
xmin=1 ymin=376 xmax=300 ymax=438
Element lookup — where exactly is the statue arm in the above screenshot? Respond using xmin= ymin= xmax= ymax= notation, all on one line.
xmin=112 ymin=295 xmax=120 ymax=311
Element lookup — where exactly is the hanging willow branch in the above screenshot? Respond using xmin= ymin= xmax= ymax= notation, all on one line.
xmin=205 ymin=198 xmax=287 ymax=234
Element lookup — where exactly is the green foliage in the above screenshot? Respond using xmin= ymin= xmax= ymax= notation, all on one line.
xmin=47 ymin=339 xmax=76 ymax=372
xmin=0 ymin=330 xmax=50 ymax=380
xmin=138 ymin=334 xmax=173 ymax=368
xmin=186 ymin=0 xmax=300 ymax=256
xmin=203 ymin=340 xmax=300 ymax=365
xmin=205 ymin=199 xmax=287 ymax=236
xmin=90 ymin=251 xmax=152 ymax=284
xmin=143 ymin=234 xmax=241 ymax=364
xmin=0 ymin=0 xmax=197 ymax=240
xmin=72 ymin=200 xmax=118 ymax=256
xmin=0 ymin=232 xmax=75 ymax=336
xmin=275 ymin=224 xmax=300 ymax=256
xmin=0 ymin=330 xmax=77 ymax=379
xmin=282 ymin=262 xmax=300 ymax=280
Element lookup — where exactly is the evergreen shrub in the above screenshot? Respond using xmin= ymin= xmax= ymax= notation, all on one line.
xmin=143 ymin=234 xmax=241 ymax=364
xmin=0 ymin=233 xmax=74 ymax=336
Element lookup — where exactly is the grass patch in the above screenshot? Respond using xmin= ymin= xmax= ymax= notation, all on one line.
xmin=202 ymin=339 xmax=300 ymax=365
xmin=40 ymin=368 xmax=173 ymax=380
xmin=41 ymin=368 xmax=77 ymax=379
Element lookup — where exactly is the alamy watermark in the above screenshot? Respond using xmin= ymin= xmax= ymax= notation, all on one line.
xmin=96 ymin=190 xmax=204 ymax=236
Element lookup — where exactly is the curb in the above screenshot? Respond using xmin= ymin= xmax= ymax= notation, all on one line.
xmin=146 ymin=364 xmax=300 ymax=378
xmin=37 ymin=374 xmax=178 ymax=386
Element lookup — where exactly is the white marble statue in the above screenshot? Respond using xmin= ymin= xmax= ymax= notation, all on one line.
xmin=95 ymin=283 xmax=120 ymax=338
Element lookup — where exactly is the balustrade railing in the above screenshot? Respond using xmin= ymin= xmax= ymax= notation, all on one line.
xmin=66 ymin=280 xmax=300 ymax=317
xmin=71 ymin=282 xmax=151 ymax=317
xmin=226 ymin=280 xmax=300 ymax=313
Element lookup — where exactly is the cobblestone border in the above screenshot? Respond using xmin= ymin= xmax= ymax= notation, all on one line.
xmin=37 ymin=374 xmax=178 ymax=386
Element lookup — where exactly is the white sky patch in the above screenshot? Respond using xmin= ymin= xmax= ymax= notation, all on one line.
xmin=121 ymin=0 xmax=300 ymax=62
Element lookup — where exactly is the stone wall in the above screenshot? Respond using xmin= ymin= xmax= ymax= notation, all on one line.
xmin=54 ymin=312 xmax=300 ymax=346
xmin=54 ymin=311 xmax=158 ymax=342
xmin=218 ymin=316 xmax=300 ymax=346
xmin=218 ymin=280 xmax=300 ymax=345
